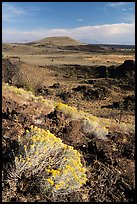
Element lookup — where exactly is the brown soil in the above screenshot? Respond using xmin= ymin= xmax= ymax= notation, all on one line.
xmin=2 ymin=39 xmax=135 ymax=202
xmin=2 ymin=86 xmax=135 ymax=202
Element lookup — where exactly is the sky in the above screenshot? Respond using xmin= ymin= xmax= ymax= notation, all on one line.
xmin=2 ymin=2 xmax=135 ymax=44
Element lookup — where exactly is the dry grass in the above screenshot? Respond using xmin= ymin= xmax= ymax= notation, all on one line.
xmin=3 ymin=52 xmax=135 ymax=67
xmin=3 ymin=83 xmax=134 ymax=137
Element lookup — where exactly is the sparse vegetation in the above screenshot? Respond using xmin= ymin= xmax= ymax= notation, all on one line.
xmin=2 ymin=37 xmax=135 ymax=202
xmin=8 ymin=126 xmax=87 ymax=200
xmin=16 ymin=79 xmax=36 ymax=95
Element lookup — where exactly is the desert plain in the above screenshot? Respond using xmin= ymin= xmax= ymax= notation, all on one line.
xmin=2 ymin=37 xmax=135 ymax=202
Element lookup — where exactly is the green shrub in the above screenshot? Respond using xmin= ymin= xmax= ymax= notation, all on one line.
xmin=9 ymin=126 xmax=87 ymax=198
xmin=16 ymin=79 xmax=36 ymax=95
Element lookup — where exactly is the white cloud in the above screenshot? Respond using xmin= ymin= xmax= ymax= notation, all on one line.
xmin=121 ymin=13 xmax=135 ymax=23
xmin=2 ymin=22 xmax=135 ymax=44
xmin=76 ymin=18 xmax=84 ymax=22
xmin=106 ymin=2 xmax=131 ymax=7
xmin=2 ymin=3 xmax=39 ymax=22
xmin=122 ymin=8 xmax=127 ymax=11
xmin=2 ymin=3 xmax=27 ymax=22
xmin=3 ymin=3 xmax=26 ymax=15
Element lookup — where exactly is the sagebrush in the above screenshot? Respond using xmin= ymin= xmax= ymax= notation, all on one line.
xmin=8 ymin=126 xmax=87 ymax=198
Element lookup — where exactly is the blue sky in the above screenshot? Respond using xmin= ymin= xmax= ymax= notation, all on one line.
xmin=2 ymin=2 xmax=135 ymax=44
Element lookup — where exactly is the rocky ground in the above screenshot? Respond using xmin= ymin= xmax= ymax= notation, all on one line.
xmin=2 ymin=39 xmax=135 ymax=202
xmin=2 ymin=82 xmax=135 ymax=202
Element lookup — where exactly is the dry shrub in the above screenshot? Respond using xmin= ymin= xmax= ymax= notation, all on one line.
xmin=56 ymin=103 xmax=109 ymax=139
xmin=82 ymin=118 xmax=108 ymax=140
xmin=8 ymin=126 xmax=87 ymax=199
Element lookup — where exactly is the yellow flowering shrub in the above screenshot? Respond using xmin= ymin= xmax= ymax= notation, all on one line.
xmin=3 ymin=83 xmax=134 ymax=139
xmin=2 ymin=83 xmax=55 ymax=110
xmin=56 ymin=103 xmax=108 ymax=139
xmin=3 ymin=83 xmax=34 ymax=97
xmin=56 ymin=103 xmax=79 ymax=118
xmin=10 ymin=126 xmax=87 ymax=197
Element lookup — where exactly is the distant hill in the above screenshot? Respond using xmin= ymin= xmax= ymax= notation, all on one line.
xmin=31 ymin=36 xmax=82 ymax=46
